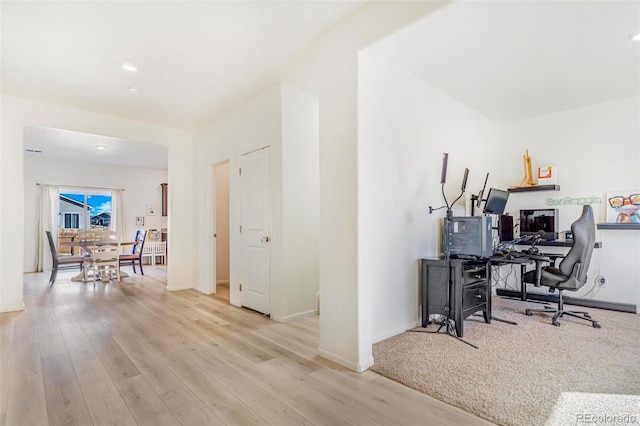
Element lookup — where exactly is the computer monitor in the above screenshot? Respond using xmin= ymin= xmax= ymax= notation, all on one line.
xmin=520 ymin=209 xmax=559 ymax=240
xmin=483 ymin=188 xmax=509 ymax=215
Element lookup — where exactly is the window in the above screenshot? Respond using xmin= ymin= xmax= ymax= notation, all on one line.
xmin=59 ymin=190 xmax=112 ymax=231
xmin=64 ymin=213 xmax=80 ymax=229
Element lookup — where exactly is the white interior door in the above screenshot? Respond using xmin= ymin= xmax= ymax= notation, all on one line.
xmin=240 ymin=147 xmax=271 ymax=314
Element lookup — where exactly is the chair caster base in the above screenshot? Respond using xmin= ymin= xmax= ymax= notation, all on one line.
xmin=552 ymin=321 xmax=561 ymax=327
xmin=593 ymin=323 xmax=601 ymax=329
xmin=525 ymin=310 xmax=532 ymax=316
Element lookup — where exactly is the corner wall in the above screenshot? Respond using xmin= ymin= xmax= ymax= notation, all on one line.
xmin=498 ymin=97 xmax=640 ymax=309
xmin=359 ymin=54 xmax=502 ymax=343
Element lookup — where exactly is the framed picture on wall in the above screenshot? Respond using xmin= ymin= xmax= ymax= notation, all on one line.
xmin=606 ymin=190 xmax=640 ymax=223
xmin=146 ymin=204 xmax=158 ymax=216
xmin=136 ymin=216 xmax=145 ymax=227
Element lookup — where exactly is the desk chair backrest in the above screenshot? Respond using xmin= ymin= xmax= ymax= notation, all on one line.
xmin=558 ymin=205 xmax=595 ymax=289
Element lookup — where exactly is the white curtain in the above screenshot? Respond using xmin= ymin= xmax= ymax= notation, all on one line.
xmin=111 ymin=189 xmax=126 ymax=241
xmin=36 ymin=184 xmax=59 ymax=272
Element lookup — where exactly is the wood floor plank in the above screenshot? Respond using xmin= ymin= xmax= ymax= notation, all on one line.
xmin=84 ymin=327 xmax=141 ymax=382
xmin=9 ymin=268 xmax=496 ymax=426
xmin=42 ymin=353 xmax=93 ymax=426
xmin=115 ymin=375 xmax=180 ymax=426
xmin=5 ymin=344 xmax=49 ymax=426
xmin=71 ymin=357 xmax=137 ymax=426
xmin=188 ymin=348 xmax=314 ymax=426
xmin=110 ymin=331 xmax=184 ymax=395
xmin=0 ymin=351 xmax=11 ymax=423
xmin=160 ymin=387 xmax=225 ymax=426
xmin=198 ymin=333 xmax=354 ymax=426
xmin=260 ymin=357 xmax=395 ymax=426
xmin=146 ymin=338 xmax=269 ymax=426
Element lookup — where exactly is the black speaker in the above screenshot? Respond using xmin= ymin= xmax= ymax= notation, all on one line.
xmin=499 ymin=215 xmax=514 ymax=242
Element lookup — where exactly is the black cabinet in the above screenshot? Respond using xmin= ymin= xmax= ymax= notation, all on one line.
xmin=420 ymin=258 xmax=491 ymax=337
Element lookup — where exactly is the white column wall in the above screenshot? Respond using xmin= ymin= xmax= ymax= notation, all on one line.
xmin=359 ymin=54 xmax=503 ymax=343
xmin=309 ymin=1 xmax=447 ymax=371
xmin=0 ymin=95 xmax=195 ymax=312
xmin=276 ymin=85 xmax=320 ymax=322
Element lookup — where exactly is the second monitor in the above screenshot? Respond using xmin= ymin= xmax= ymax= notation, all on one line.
xmin=483 ymin=188 xmax=510 ymax=215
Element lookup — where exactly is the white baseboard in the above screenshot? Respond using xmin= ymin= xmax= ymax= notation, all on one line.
xmin=372 ymin=319 xmax=420 ymax=344
xmin=166 ymin=285 xmax=192 ymax=292
xmin=196 ymin=286 xmax=213 ymax=295
xmin=0 ymin=303 xmax=25 ymax=313
xmin=318 ymin=348 xmax=374 ymax=373
xmin=271 ymin=308 xmax=318 ymax=323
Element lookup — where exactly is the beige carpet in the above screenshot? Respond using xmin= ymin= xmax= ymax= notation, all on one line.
xmin=371 ymin=297 xmax=640 ymax=426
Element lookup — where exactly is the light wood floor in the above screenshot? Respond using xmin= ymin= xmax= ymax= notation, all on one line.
xmin=0 ymin=267 xmax=493 ymax=426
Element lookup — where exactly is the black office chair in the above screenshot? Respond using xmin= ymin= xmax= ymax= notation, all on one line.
xmin=45 ymin=230 xmax=85 ymax=285
xmin=523 ymin=205 xmax=600 ymax=328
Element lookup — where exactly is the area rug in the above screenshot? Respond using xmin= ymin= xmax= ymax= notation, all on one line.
xmin=371 ymin=297 xmax=640 ymax=426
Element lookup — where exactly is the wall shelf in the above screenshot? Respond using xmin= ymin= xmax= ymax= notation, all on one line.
xmin=507 ymin=185 xmax=560 ymax=193
xmin=597 ymin=223 xmax=640 ymax=230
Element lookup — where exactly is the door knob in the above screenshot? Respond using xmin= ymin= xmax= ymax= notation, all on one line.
xmin=261 ymin=236 xmax=270 ymax=243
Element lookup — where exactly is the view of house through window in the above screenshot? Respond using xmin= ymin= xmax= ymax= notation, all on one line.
xmin=59 ymin=191 xmax=112 ymax=230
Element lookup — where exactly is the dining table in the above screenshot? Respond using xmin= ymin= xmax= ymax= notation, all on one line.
xmin=59 ymin=240 xmax=136 ymax=281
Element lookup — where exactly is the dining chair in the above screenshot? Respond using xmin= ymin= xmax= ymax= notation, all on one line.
xmin=119 ymin=230 xmax=147 ymax=275
xmin=45 ymin=230 xmax=85 ymax=285
xmin=85 ymin=242 xmax=121 ymax=286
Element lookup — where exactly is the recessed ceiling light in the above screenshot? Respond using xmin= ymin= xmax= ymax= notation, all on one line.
xmin=128 ymin=86 xmax=140 ymax=93
xmin=120 ymin=62 xmax=138 ymax=72
xmin=631 ymin=32 xmax=640 ymax=41
xmin=95 ymin=146 xmax=106 ymax=150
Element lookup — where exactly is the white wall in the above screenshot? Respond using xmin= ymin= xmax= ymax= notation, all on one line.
xmin=498 ymin=97 xmax=640 ymax=309
xmin=359 ymin=54 xmax=503 ymax=343
xmin=283 ymin=1 xmax=446 ymax=372
xmin=277 ymin=85 xmax=320 ymax=321
xmin=196 ymin=85 xmax=281 ymax=299
xmin=23 ymin=155 xmax=168 ymax=273
xmin=215 ymin=162 xmax=230 ymax=283
xmin=196 ymin=84 xmax=320 ymax=322
xmin=1 ymin=95 xmax=195 ymax=312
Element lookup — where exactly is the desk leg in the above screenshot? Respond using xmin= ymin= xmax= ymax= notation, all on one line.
xmin=520 ymin=264 xmax=527 ymax=301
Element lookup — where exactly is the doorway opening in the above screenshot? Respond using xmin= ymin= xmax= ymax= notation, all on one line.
xmin=212 ymin=161 xmax=231 ymax=303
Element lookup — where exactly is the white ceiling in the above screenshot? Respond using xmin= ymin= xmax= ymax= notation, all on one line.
xmin=24 ymin=126 xmax=169 ymax=170
xmin=3 ymin=1 xmax=364 ymax=167
xmin=1 ymin=1 xmax=364 ymax=131
xmin=366 ymin=1 xmax=640 ymax=123
xmin=4 ymin=1 xmax=639 ymax=167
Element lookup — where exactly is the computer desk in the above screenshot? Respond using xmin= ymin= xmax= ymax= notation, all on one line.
xmin=491 ymin=239 xmax=602 ymax=301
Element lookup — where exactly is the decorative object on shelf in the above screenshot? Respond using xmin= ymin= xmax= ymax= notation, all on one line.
xmin=148 ymin=228 xmax=161 ymax=241
xmin=146 ymin=204 xmax=157 ymax=216
xmin=606 ymin=190 xmax=640 ymax=223
xmin=135 ymin=216 xmax=145 ymax=227
xmin=510 ymin=149 xmax=536 ymax=188
xmin=537 ymin=166 xmax=557 ymax=185
xmin=161 ymin=183 xmax=168 ymax=217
